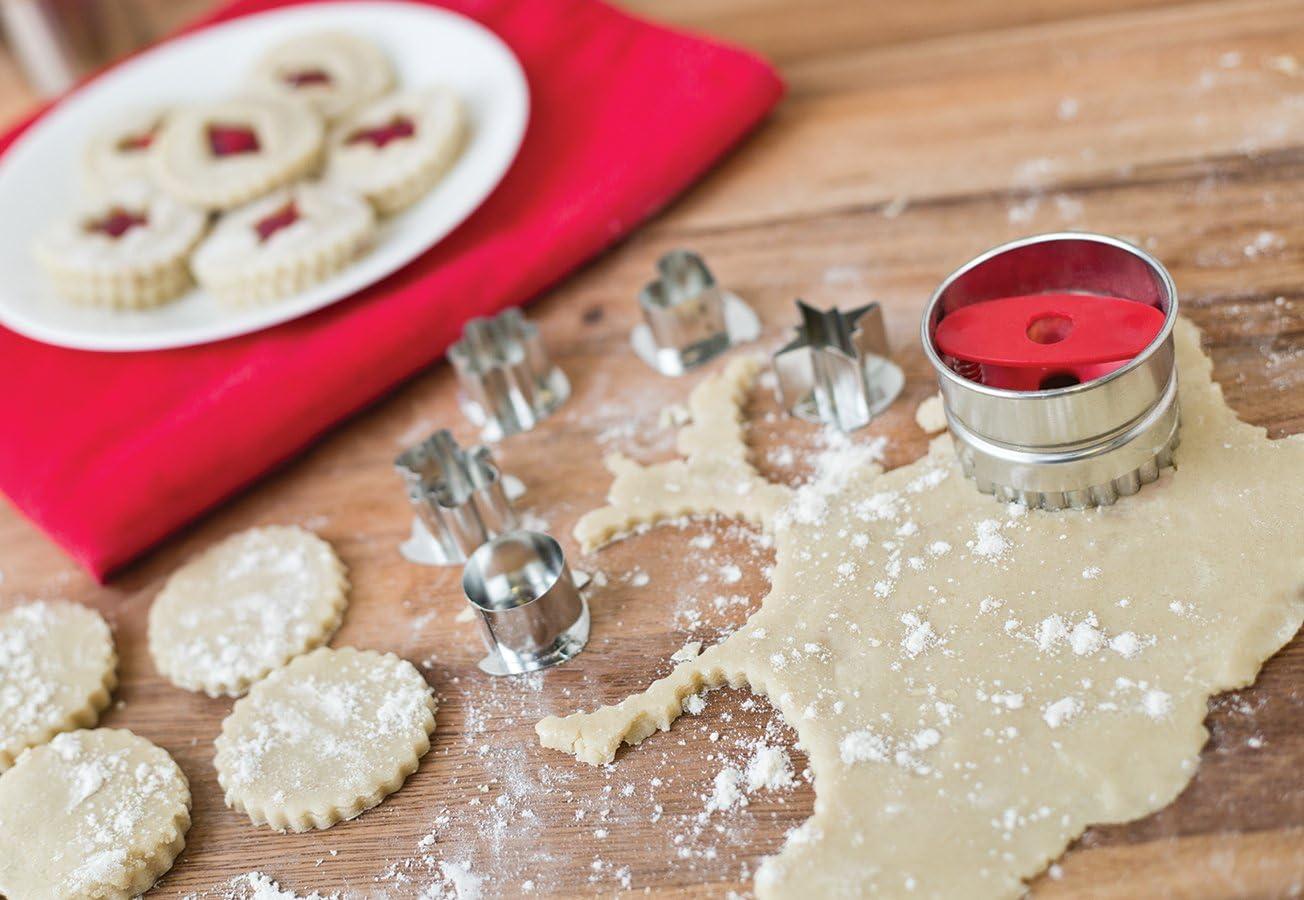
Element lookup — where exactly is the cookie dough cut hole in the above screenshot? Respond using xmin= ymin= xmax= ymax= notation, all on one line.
xmin=283 ymin=68 xmax=333 ymax=87
xmin=85 ymin=207 xmax=148 ymax=238
xmin=346 ymin=116 xmax=416 ymax=148
xmin=208 ymin=123 xmax=261 ymax=157
xmin=255 ymin=201 xmax=300 ymax=242
xmin=115 ymin=128 xmax=156 ymax=152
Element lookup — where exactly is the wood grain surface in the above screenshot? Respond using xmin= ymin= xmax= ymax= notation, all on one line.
xmin=1 ymin=0 xmax=1302 ymax=897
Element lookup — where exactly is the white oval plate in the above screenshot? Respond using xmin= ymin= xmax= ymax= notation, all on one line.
xmin=0 ymin=2 xmax=528 ymax=351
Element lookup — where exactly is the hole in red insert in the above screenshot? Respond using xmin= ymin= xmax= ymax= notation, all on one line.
xmin=345 ymin=116 xmax=416 ymax=149
xmin=1039 ymin=371 xmax=1081 ymax=390
xmin=283 ymin=68 xmax=332 ymax=87
xmin=255 ymin=201 xmax=300 ymax=242
xmin=85 ymin=207 xmax=148 ymax=239
xmin=1027 ymin=313 xmax=1073 ymax=344
xmin=208 ymin=123 xmax=261 ymax=157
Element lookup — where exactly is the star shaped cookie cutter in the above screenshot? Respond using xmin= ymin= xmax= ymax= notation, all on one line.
xmin=449 ymin=308 xmax=570 ymax=442
xmin=631 ymin=250 xmax=760 ymax=376
xmin=395 ymin=429 xmax=519 ymax=566
xmin=772 ymin=299 xmax=905 ymax=431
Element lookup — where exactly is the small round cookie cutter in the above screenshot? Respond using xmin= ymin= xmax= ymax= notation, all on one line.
xmin=461 ymin=531 xmax=590 ymax=676
xmin=921 ymin=232 xmax=1180 ymax=509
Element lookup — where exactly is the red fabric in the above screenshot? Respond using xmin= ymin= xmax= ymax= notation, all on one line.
xmin=0 ymin=0 xmax=783 ymax=580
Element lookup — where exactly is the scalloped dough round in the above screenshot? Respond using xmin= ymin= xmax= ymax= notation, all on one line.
xmin=245 ymin=31 xmax=394 ymax=122
xmin=214 ymin=646 xmax=436 ymax=832
xmin=0 ymin=601 xmax=117 ymax=771
xmin=148 ymin=526 xmax=348 ymax=698
xmin=0 ymin=729 xmax=191 ymax=899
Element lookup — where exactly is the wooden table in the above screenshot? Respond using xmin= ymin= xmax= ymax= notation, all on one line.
xmin=1 ymin=1 xmax=1302 ymax=896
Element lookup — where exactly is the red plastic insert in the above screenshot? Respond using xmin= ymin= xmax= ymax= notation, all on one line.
xmin=933 ymin=293 xmax=1164 ymax=391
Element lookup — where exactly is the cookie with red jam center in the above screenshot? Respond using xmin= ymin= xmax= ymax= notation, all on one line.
xmin=34 ymin=181 xmax=207 ymax=309
xmin=245 ymin=32 xmax=394 ymax=122
xmin=325 ymin=88 xmax=466 ymax=215
xmin=151 ymin=97 xmax=324 ymax=211
xmin=191 ymin=182 xmax=375 ymax=305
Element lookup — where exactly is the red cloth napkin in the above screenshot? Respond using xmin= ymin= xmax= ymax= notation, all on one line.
xmin=0 ymin=0 xmax=782 ymax=580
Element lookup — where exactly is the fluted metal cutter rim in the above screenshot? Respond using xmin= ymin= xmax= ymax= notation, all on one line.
xmin=920 ymin=231 xmax=1181 ymax=509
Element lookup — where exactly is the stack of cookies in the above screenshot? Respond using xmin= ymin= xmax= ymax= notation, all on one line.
xmin=35 ymin=32 xmax=468 ymax=309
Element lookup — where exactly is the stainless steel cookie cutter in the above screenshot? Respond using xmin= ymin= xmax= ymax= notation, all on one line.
xmin=395 ymin=430 xmax=518 ymax=566
xmin=631 ymin=250 xmax=761 ymax=376
xmin=921 ymin=232 xmax=1180 ymax=510
xmin=772 ymin=299 xmax=905 ymax=431
xmin=461 ymin=530 xmax=590 ymax=676
xmin=449 ymin=308 xmax=570 ymax=442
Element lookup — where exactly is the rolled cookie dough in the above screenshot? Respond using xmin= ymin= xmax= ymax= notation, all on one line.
xmin=573 ymin=355 xmax=791 ymax=552
xmin=538 ymin=320 xmax=1304 ymax=898
xmin=0 ymin=728 xmax=191 ymax=899
xmin=214 ymin=646 xmax=437 ymax=832
xmin=149 ymin=525 xmax=348 ymax=698
xmin=0 ymin=601 xmax=117 ymax=770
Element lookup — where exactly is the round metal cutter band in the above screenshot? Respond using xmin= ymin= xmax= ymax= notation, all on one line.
xmin=921 ymin=232 xmax=1180 ymax=510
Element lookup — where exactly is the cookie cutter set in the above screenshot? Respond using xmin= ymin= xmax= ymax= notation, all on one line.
xmin=400 ymin=234 xmax=1178 ymax=672
xmin=398 ymin=308 xmax=588 ymax=676
xmin=921 ymin=232 xmax=1180 ymax=509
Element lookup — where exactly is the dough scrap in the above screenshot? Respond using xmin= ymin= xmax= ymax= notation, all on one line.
xmin=573 ymin=355 xmax=792 ymax=552
xmin=0 ymin=728 xmax=191 ymax=899
xmin=214 ymin=646 xmax=437 ymax=832
xmin=914 ymin=392 xmax=947 ymax=433
xmin=538 ymin=319 xmax=1304 ymax=898
xmin=149 ymin=525 xmax=348 ymax=698
xmin=0 ymin=601 xmax=117 ymax=770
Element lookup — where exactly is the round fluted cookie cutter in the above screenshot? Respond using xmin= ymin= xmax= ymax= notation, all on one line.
xmin=461 ymin=530 xmax=589 ymax=676
xmin=921 ymin=232 xmax=1180 ymax=510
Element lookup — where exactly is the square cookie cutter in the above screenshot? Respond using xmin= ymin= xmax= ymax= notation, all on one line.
xmin=630 ymin=250 xmax=760 ymax=376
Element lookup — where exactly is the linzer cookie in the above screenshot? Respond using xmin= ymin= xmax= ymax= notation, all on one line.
xmin=246 ymin=31 xmax=395 ymax=122
xmin=81 ymin=106 xmax=169 ymax=194
xmin=34 ymin=181 xmax=207 ymax=308
xmin=214 ymin=646 xmax=437 ymax=832
xmin=326 ymin=88 xmax=467 ymax=215
xmin=151 ymin=96 xmax=324 ymax=211
xmin=190 ymin=181 xmax=376 ymax=304
xmin=0 ymin=601 xmax=117 ymax=771
xmin=0 ymin=729 xmax=191 ymax=899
